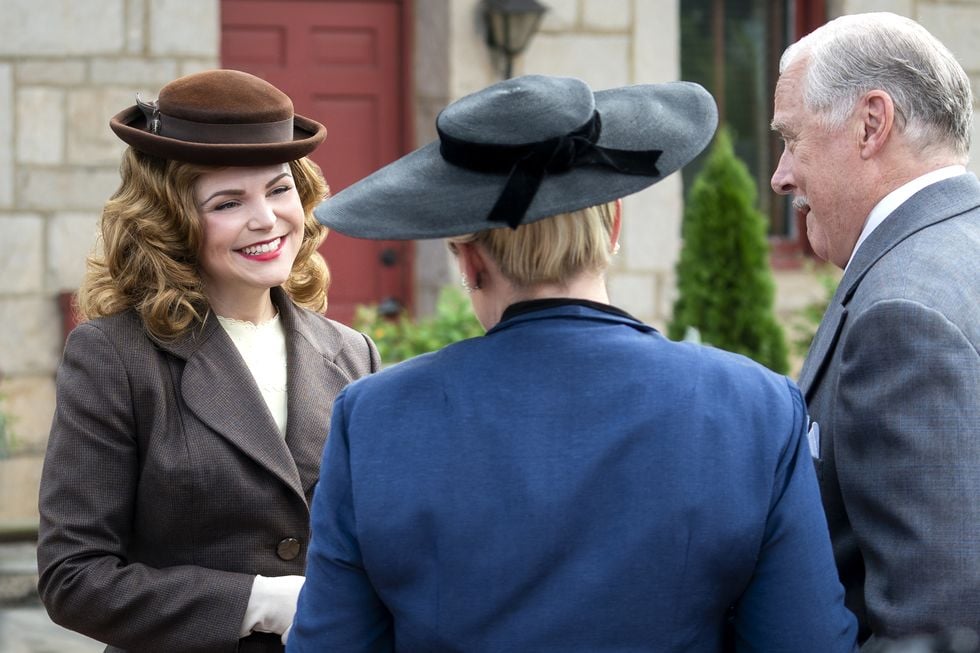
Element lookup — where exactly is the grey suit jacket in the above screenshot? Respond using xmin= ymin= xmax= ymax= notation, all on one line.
xmin=799 ymin=173 xmax=980 ymax=643
xmin=37 ymin=287 xmax=380 ymax=653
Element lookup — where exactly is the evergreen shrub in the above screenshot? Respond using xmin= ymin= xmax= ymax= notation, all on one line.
xmin=668 ymin=128 xmax=789 ymax=373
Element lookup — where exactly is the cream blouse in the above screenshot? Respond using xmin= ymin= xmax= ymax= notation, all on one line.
xmin=216 ymin=313 xmax=288 ymax=436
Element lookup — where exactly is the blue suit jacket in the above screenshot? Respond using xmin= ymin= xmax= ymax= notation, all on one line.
xmin=290 ymin=303 xmax=856 ymax=652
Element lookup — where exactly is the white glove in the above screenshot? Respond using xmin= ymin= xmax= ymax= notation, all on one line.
xmin=239 ymin=574 xmax=305 ymax=644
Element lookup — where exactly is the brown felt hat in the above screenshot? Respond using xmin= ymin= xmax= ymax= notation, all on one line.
xmin=109 ymin=69 xmax=326 ymax=166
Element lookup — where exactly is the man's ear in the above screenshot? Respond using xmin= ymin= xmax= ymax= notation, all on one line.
xmin=859 ymin=90 xmax=895 ymax=160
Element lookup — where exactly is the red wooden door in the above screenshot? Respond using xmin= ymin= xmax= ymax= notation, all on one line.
xmin=221 ymin=0 xmax=413 ymax=325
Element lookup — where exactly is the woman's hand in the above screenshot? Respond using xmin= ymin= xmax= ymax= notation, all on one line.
xmin=240 ymin=574 xmax=306 ymax=642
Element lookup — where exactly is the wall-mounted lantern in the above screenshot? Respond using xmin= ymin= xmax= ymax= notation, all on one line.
xmin=483 ymin=0 xmax=549 ymax=79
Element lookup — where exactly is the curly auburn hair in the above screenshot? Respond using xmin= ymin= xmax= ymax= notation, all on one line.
xmin=78 ymin=148 xmax=331 ymax=341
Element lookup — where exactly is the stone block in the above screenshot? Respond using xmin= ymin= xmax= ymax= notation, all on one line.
xmin=0 ymin=375 xmax=56 ymax=454
xmin=0 ymin=0 xmax=124 ymax=56
xmin=837 ymin=0 xmax=913 ymax=19
xmin=0 ymin=297 xmax=61 ymax=375
xmin=772 ymin=265 xmax=840 ymax=317
xmin=449 ymin=0 xmax=498 ymax=97
xmin=126 ymin=0 xmax=145 ymax=53
xmin=412 ymin=242 xmax=454 ymax=319
xmin=15 ymin=61 xmax=87 ymax=85
xmin=621 ymin=176 xmax=682 ymax=272
xmin=414 ymin=97 xmax=445 ymax=147
xmin=178 ymin=59 xmax=221 ymax=77
xmin=0 ymin=65 xmax=12 ymax=208
xmin=47 ymin=213 xmax=100 ymax=292
xmin=18 ymin=167 xmax=121 ymax=212
xmin=657 ymin=269 xmax=678 ymax=325
xmin=67 ymin=87 xmax=148 ymax=166
xmin=607 ymin=272 xmax=657 ymax=324
xmin=0 ymin=456 xmax=44 ymax=523
xmin=16 ymin=87 xmax=65 ymax=165
xmin=919 ymin=5 xmax=980 ymax=70
xmin=0 ymin=215 xmax=44 ymax=294
xmin=149 ymin=0 xmax=219 ymax=57
xmin=634 ymin=0 xmax=679 ymax=82
xmin=415 ymin=240 xmax=454 ymax=288
xmin=523 ymin=33 xmax=630 ymax=89
xmin=583 ymin=0 xmax=630 ymax=31
xmin=90 ymin=58 xmax=179 ymax=87
xmin=415 ymin=0 xmax=451 ymax=99
xmin=540 ymin=0 xmax=579 ymax=31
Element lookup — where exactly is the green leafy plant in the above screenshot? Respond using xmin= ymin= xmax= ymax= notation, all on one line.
xmin=355 ymin=286 xmax=485 ymax=364
xmin=789 ymin=266 xmax=839 ymax=357
xmin=668 ymin=127 xmax=790 ymax=374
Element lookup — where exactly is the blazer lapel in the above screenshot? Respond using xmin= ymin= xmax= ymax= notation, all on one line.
xmin=798 ymin=292 xmax=847 ymax=402
xmin=162 ymin=308 xmax=305 ymax=501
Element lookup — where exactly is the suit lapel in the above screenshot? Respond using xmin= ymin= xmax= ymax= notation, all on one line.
xmin=162 ymin=306 xmax=305 ymax=501
xmin=277 ymin=289 xmax=359 ymax=498
xmin=798 ymin=292 xmax=847 ymax=401
xmin=799 ymin=173 xmax=980 ymax=401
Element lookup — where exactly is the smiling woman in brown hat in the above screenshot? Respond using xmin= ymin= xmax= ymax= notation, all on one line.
xmin=36 ymin=69 xmax=380 ymax=653
xmin=287 ymin=75 xmax=857 ymax=652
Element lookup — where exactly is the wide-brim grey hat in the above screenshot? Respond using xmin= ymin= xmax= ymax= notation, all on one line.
xmin=314 ymin=74 xmax=717 ymax=240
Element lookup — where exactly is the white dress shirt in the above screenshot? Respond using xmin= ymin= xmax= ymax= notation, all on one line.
xmin=217 ymin=312 xmax=288 ymax=436
xmin=846 ymin=165 xmax=967 ymax=270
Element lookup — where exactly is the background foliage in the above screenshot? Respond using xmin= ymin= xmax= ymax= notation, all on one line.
xmin=355 ymin=286 xmax=484 ymax=364
xmin=789 ymin=266 xmax=839 ymax=357
xmin=668 ymin=128 xmax=789 ymax=373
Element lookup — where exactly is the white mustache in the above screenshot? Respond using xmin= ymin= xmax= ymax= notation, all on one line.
xmin=792 ymin=197 xmax=810 ymax=212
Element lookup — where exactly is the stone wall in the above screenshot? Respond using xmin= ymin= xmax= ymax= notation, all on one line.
xmin=0 ymin=0 xmax=218 ymax=522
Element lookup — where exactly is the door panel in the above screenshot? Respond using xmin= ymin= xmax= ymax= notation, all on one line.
xmin=221 ymin=0 xmax=412 ymax=325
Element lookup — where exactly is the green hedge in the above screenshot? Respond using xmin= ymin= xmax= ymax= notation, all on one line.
xmin=355 ymin=286 xmax=484 ymax=364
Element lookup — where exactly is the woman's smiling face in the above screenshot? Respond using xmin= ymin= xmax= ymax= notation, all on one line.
xmin=195 ymin=163 xmax=305 ymax=308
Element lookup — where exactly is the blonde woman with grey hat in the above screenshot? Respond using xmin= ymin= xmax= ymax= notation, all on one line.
xmin=287 ymin=75 xmax=857 ymax=652
xmin=36 ymin=69 xmax=380 ymax=653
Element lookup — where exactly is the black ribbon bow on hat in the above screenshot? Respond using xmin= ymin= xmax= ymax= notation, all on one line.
xmin=438 ymin=111 xmax=662 ymax=228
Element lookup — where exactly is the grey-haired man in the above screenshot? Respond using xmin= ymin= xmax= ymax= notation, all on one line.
xmin=771 ymin=11 xmax=980 ymax=647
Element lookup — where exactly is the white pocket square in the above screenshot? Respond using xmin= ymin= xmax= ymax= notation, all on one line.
xmin=807 ymin=420 xmax=821 ymax=459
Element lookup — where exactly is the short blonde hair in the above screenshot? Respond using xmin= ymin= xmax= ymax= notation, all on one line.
xmin=78 ymin=148 xmax=331 ymax=341
xmin=449 ymin=201 xmax=616 ymax=287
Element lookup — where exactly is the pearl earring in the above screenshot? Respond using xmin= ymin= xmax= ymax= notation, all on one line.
xmin=460 ymin=274 xmax=480 ymax=293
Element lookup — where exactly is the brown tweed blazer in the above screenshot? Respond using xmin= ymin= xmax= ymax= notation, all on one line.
xmin=36 ymin=287 xmax=380 ymax=653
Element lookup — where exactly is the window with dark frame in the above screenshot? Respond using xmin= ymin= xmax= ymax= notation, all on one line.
xmin=680 ymin=0 xmax=826 ymax=267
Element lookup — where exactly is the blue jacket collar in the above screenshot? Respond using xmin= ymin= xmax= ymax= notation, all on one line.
xmin=489 ymin=298 xmax=655 ymax=336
